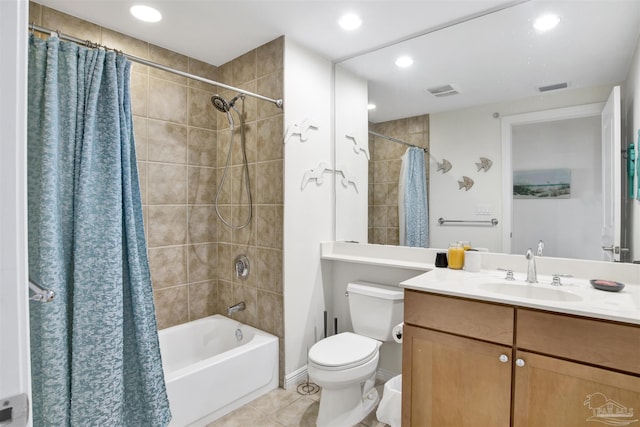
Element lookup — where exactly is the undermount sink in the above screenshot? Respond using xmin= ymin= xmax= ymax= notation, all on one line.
xmin=478 ymin=282 xmax=583 ymax=302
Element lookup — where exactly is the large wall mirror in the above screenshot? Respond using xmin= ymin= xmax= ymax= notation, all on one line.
xmin=335 ymin=0 xmax=640 ymax=262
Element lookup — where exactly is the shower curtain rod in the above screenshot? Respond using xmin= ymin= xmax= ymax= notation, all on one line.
xmin=368 ymin=130 xmax=427 ymax=153
xmin=30 ymin=24 xmax=284 ymax=109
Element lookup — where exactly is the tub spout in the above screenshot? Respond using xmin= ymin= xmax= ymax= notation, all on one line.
xmin=227 ymin=301 xmax=246 ymax=316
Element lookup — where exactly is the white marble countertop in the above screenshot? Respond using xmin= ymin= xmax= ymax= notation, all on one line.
xmin=401 ymin=268 xmax=640 ymax=325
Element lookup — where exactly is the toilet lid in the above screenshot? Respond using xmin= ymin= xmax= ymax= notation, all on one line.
xmin=308 ymin=332 xmax=379 ymax=369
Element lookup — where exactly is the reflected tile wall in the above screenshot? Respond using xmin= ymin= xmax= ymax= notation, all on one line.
xmin=369 ymin=115 xmax=430 ymax=245
xmin=32 ymin=3 xmax=285 ymax=385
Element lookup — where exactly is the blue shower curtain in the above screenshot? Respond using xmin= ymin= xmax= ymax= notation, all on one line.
xmin=27 ymin=35 xmax=171 ymax=426
xmin=399 ymin=147 xmax=429 ymax=247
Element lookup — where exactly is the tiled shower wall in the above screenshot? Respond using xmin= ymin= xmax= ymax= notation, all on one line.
xmin=30 ymin=3 xmax=285 ymax=381
xmin=368 ymin=115 xmax=430 ymax=245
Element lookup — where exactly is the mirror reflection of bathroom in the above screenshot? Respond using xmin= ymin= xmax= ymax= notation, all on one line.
xmin=338 ymin=0 xmax=640 ymax=261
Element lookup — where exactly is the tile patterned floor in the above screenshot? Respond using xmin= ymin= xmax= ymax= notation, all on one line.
xmin=206 ymin=384 xmax=389 ymax=427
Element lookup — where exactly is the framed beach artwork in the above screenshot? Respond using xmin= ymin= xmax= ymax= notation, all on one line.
xmin=513 ymin=168 xmax=571 ymax=199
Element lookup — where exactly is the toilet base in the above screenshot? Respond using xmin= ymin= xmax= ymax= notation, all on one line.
xmin=316 ymin=377 xmax=379 ymax=427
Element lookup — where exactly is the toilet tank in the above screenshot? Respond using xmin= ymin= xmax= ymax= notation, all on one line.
xmin=347 ymin=281 xmax=404 ymax=341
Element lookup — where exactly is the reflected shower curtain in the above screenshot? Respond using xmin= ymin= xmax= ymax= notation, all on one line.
xmin=27 ymin=35 xmax=171 ymax=426
xmin=399 ymin=147 xmax=429 ymax=247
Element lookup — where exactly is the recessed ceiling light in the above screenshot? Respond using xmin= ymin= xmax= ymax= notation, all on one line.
xmin=395 ymin=56 xmax=414 ymax=68
xmin=130 ymin=5 xmax=162 ymax=23
xmin=533 ymin=13 xmax=560 ymax=32
xmin=367 ymin=103 xmax=376 ymax=110
xmin=339 ymin=13 xmax=362 ymax=31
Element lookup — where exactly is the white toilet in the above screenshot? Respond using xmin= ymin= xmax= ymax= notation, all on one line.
xmin=308 ymin=281 xmax=404 ymax=427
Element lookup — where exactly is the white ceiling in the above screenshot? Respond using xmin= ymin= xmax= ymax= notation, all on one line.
xmin=35 ymin=0 xmax=640 ymax=122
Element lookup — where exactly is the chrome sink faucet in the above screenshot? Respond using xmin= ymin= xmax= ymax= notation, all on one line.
xmin=525 ymin=248 xmax=537 ymax=283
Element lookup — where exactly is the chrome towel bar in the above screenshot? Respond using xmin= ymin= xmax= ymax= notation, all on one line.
xmin=438 ymin=217 xmax=499 ymax=226
xmin=29 ymin=280 xmax=56 ymax=303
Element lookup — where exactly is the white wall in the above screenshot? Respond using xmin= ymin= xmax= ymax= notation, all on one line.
xmin=283 ymin=39 xmax=336 ymax=380
xmin=511 ymin=116 xmax=602 ymax=259
xmin=429 ymin=85 xmax=614 ymax=252
xmin=334 ymin=65 xmax=368 ymax=243
xmin=0 ymin=0 xmax=32 ymax=422
xmin=622 ymin=33 xmax=640 ymax=262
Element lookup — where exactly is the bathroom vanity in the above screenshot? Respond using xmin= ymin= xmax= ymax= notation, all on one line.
xmin=400 ymin=270 xmax=640 ymax=427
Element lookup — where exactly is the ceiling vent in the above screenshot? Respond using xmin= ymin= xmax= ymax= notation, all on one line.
xmin=538 ymin=82 xmax=568 ymax=92
xmin=426 ymin=84 xmax=460 ymax=97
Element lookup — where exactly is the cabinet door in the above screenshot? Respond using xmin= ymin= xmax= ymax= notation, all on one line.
xmin=402 ymin=324 xmax=512 ymax=427
xmin=513 ymin=350 xmax=640 ymax=427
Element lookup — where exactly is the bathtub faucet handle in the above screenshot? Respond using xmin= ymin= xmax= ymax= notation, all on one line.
xmin=227 ymin=301 xmax=246 ymax=316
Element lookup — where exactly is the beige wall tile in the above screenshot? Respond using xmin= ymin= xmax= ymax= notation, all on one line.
xmin=148 ymin=78 xmax=187 ymax=124
xmin=188 ymin=87 xmax=217 ymax=130
xmin=29 ymin=2 xmax=42 ymax=25
xmin=233 ymin=284 xmax=257 ymax=326
xmin=233 ymin=121 xmax=257 ymax=165
xmin=41 ymin=6 xmax=101 ymax=41
xmin=147 ymin=206 xmax=187 ymax=247
xmin=254 ymin=248 xmax=282 ymax=294
xmin=256 ymin=72 xmax=283 ymax=120
xmin=149 ymin=246 xmax=187 ymax=289
xmin=188 ymin=58 xmax=218 ymax=91
xmin=216 ymin=244 xmax=233 ymax=282
xmin=188 ymin=280 xmax=217 ymax=321
xmin=149 ymin=44 xmax=188 ymax=84
xmin=101 ymin=28 xmax=149 ymax=73
xmin=187 ymin=206 xmax=216 ymax=244
xmin=256 ymin=116 xmax=283 ymax=162
xmin=147 ymin=119 xmax=187 ymax=164
xmin=188 ymin=166 xmax=216 ymax=205
xmin=231 ymin=206 xmax=255 ymax=247
xmin=188 ymin=127 xmax=217 ymax=167
xmin=233 ymin=50 xmax=257 ymax=87
xmin=256 ymin=160 xmax=283 ymax=204
xmin=230 ymin=164 xmax=256 ymax=206
xmin=256 ymin=205 xmax=283 ymax=249
xmin=137 ymin=161 xmax=147 ymax=205
xmin=188 ymin=243 xmax=217 ymax=283
xmin=256 ymin=290 xmax=280 ymax=337
xmin=154 ymin=285 xmax=188 ymax=329
xmin=130 ymin=72 xmax=148 ymax=117
xmin=133 ymin=115 xmax=148 ymax=161
xmin=235 ymin=82 xmax=257 ymax=124
xmin=148 ymin=163 xmax=187 ymax=205
xmin=256 ymin=37 xmax=283 ymax=78
xmin=216 ymin=279 xmax=234 ymax=315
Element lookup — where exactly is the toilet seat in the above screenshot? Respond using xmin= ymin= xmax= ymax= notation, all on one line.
xmin=308 ymin=332 xmax=379 ymax=370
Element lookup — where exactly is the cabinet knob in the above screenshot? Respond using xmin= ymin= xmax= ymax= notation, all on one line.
xmin=499 ymin=354 xmax=509 ymax=363
xmin=515 ymin=358 xmax=525 ymax=367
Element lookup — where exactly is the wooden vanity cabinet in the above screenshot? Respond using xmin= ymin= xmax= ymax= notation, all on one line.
xmin=402 ymin=291 xmax=514 ymax=427
xmin=403 ymin=289 xmax=640 ymax=427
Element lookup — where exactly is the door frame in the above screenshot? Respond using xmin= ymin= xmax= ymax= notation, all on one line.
xmin=0 ymin=0 xmax=32 ymax=424
xmin=500 ymin=102 xmax=604 ymax=254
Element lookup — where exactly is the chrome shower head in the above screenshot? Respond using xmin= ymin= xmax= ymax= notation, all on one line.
xmin=211 ymin=94 xmax=230 ymax=113
xmin=211 ymin=93 xmax=245 ymax=113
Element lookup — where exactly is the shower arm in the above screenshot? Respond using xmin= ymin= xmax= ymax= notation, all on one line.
xmin=30 ymin=24 xmax=283 ymax=109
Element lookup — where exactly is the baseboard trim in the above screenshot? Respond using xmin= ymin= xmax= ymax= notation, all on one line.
xmin=284 ymin=365 xmax=310 ymax=390
xmin=284 ymin=365 xmax=400 ymax=390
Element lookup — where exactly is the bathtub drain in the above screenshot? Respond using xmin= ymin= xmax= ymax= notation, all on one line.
xmin=235 ymin=328 xmax=243 ymax=341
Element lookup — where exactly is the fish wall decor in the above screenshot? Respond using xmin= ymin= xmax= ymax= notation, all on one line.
xmin=475 ymin=157 xmax=493 ymax=172
xmin=458 ymin=176 xmax=474 ymax=191
xmin=436 ymin=158 xmax=452 ymax=173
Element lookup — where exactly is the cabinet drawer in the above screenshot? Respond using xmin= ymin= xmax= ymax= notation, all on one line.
xmin=405 ymin=290 xmax=514 ymax=345
xmin=517 ymin=309 xmax=640 ymax=375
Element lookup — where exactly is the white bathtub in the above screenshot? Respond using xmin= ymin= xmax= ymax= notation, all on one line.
xmin=158 ymin=314 xmax=279 ymax=426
